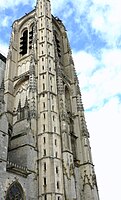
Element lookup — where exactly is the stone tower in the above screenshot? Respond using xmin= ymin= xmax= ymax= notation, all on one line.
xmin=0 ymin=0 xmax=100 ymax=199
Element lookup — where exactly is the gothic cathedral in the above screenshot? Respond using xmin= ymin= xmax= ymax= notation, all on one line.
xmin=0 ymin=0 xmax=99 ymax=199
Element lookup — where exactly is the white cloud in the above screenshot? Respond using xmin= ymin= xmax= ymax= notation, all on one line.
xmin=1 ymin=0 xmax=120 ymax=50
xmin=88 ymin=0 xmax=121 ymax=46
xmin=85 ymin=96 xmax=121 ymax=199
xmin=73 ymin=50 xmax=98 ymax=84
xmin=101 ymin=48 xmax=121 ymax=68
xmin=0 ymin=41 xmax=8 ymax=57
xmin=51 ymin=0 xmax=121 ymax=47
xmin=73 ymin=48 xmax=121 ymax=110
xmin=51 ymin=0 xmax=69 ymax=14
xmin=0 ymin=0 xmax=35 ymax=10
xmin=71 ymin=0 xmax=121 ymax=47
xmin=1 ymin=16 xmax=11 ymax=27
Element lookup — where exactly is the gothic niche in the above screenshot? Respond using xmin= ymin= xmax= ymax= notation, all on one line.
xmin=5 ymin=182 xmax=25 ymax=200
xmin=17 ymin=98 xmax=30 ymax=121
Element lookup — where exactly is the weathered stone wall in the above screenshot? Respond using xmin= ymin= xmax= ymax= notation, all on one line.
xmin=0 ymin=171 xmax=37 ymax=200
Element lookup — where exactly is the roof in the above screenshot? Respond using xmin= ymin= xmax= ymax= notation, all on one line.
xmin=0 ymin=53 xmax=6 ymax=63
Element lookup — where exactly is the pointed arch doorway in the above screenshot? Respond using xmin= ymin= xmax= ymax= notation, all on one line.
xmin=5 ymin=181 xmax=25 ymax=200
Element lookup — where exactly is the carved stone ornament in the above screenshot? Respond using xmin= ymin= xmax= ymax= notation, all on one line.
xmin=63 ymin=162 xmax=69 ymax=180
xmin=83 ymin=173 xmax=93 ymax=190
xmin=92 ymin=171 xmax=98 ymax=189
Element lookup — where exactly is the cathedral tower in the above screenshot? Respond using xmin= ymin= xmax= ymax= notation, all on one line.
xmin=0 ymin=0 xmax=100 ymax=199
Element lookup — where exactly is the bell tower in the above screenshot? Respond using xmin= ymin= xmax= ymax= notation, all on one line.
xmin=0 ymin=0 xmax=100 ymax=199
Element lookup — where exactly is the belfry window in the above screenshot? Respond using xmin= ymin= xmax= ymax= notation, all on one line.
xmin=20 ymin=30 xmax=28 ymax=56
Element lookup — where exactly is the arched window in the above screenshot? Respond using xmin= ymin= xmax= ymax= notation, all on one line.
xmin=5 ymin=181 xmax=25 ymax=200
xmin=20 ymin=29 xmax=28 ymax=56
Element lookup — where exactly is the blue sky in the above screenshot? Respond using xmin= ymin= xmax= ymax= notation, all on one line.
xmin=0 ymin=0 xmax=121 ymax=199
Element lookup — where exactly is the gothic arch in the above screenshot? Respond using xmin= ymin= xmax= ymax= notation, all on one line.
xmin=5 ymin=181 xmax=25 ymax=200
xmin=14 ymin=76 xmax=29 ymax=94
xmin=29 ymin=22 xmax=34 ymax=31
xmin=18 ymin=13 xmax=35 ymax=32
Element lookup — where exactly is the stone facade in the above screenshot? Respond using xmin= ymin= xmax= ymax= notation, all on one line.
xmin=0 ymin=0 xmax=100 ymax=199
